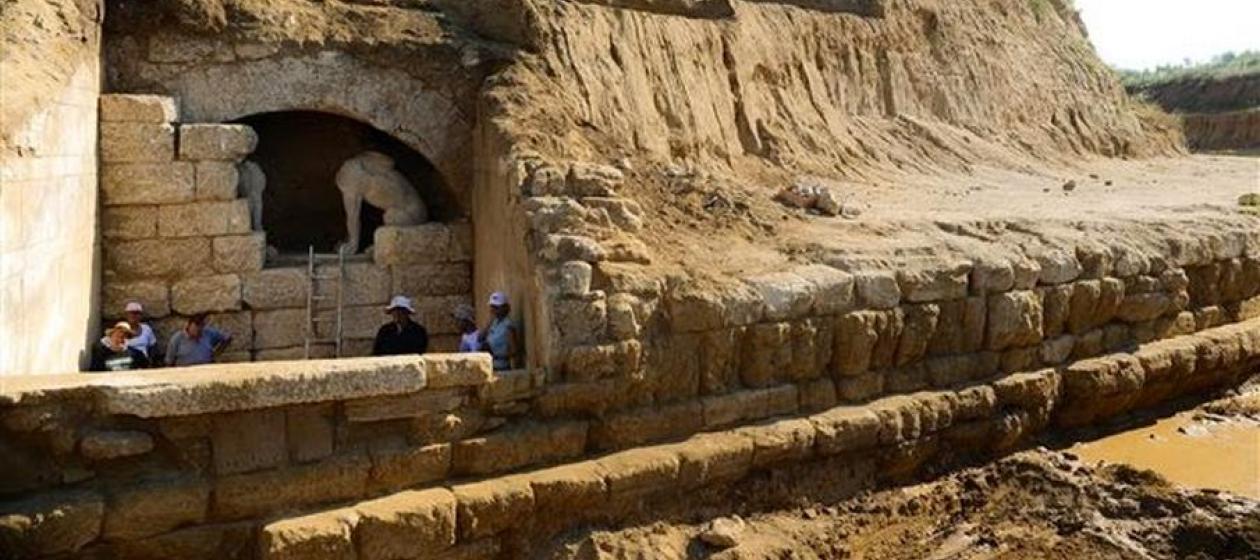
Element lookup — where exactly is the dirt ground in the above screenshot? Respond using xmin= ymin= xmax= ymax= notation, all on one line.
xmin=540 ymin=379 xmax=1260 ymax=560
xmin=629 ymin=154 xmax=1260 ymax=278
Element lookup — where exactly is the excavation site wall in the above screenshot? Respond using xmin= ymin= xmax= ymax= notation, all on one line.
xmin=0 ymin=0 xmax=104 ymax=376
xmin=0 ymin=317 xmax=1257 ymax=559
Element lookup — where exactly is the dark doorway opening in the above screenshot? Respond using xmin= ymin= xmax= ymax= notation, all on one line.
xmin=233 ymin=111 xmax=457 ymax=254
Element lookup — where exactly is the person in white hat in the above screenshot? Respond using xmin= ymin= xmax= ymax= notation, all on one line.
xmin=478 ymin=291 xmax=520 ymax=370
xmin=122 ymin=301 xmax=158 ymax=359
xmin=89 ymin=321 xmax=150 ymax=372
xmin=372 ymin=295 xmax=429 ymax=356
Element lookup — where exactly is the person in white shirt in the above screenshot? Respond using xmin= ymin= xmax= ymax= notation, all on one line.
xmin=452 ymin=304 xmax=481 ymax=353
xmin=123 ymin=301 xmax=158 ymax=361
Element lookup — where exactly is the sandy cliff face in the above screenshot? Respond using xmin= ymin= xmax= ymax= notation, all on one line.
xmin=486 ymin=0 xmax=1183 ymax=179
xmin=1130 ymin=73 xmax=1260 ymax=152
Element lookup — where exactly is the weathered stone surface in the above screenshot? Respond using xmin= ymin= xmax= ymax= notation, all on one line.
xmin=452 ymin=421 xmax=587 ymax=476
xmin=252 ymin=308 xmax=307 ymax=348
xmin=315 ymin=262 xmax=391 ymax=308
xmin=1117 ymin=292 xmax=1171 ymax=323
xmin=354 ymin=488 xmax=457 ymax=559
xmin=1076 ymin=243 xmax=1114 ymax=279
xmin=158 ymin=200 xmax=251 ymax=237
xmin=369 ymin=444 xmax=451 ymax=492
xmin=107 ymin=237 xmax=212 ymax=279
xmin=591 ymin=400 xmax=705 ymax=450
xmin=558 ymin=260 xmax=594 ymax=296
xmin=426 ymin=353 xmax=494 ymax=388
xmin=832 ymin=311 xmax=878 ymax=377
xmin=100 ymin=94 xmax=179 ymax=123
xmin=102 ymin=162 xmax=195 ymax=206
xmin=0 ymin=491 xmax=104 ymax=557
xmin=242 ymin=268 xmax=307 ymax=310
xmin=970 ymin=257 xmax=1015 ymax=294
xmin=739 ymin=417 xmax=816 ymax=468
xmin=567 ymin=162 xmax=624 ymax=196
xmin=897 ymin=261 xmax=970 ymax=302
xmin=194 ymin=161 xmax=240 ymax=201
xmin=171 ymin=274 xmax=242 ymax=314
xmin=102 ymin=205 xmax=159 ymax=239
xmin=798 ymin=378 xmax=838 ymax=412
xmin=214 ymin=454 xmax=369 ymax=520
xmin=1032 ymin=248 xmax=1082 ymax=285
xmin=345 ymin=389 xmax=465 ymax=422
xmin=212 ymin=234 xmax=266 ymax=274
xmin=179 ymin=124 xmax=258 ymax=161
xmin=212 ymin=409 xmax=286 ymax=475
xmin=674 ymin=431 xmax=754 ymax=488
xmin=745 ymin=271 xmax=814 ymax=321
xmin=598 ymin=447 xmax=680 ymax=500
xmin=1039 ymin=284 xmax=1073 ymax=337
xmin=259 ymin=508 xmax=357 ymax=560
xmin=374 ymin=224 xmax=452 ymax=266
xmin=987 ymin=291 xmax=1043 ymax=351
xmin=811 ymin=407 xmax=881 ymax=455
xmin=392 ymin=263 xmax=472 ymax=298
xmin=700 ymin=385 xmax=798 ymax=429
xmin=114 ymin=520 xmax=253 ymax=560
xmin=453 ymin=476 xmax=534 ymax=540
xmin=796 ymin=264 xmax=856 ymax=315
xmin=287 ymin=404 xmax=334 ymax=464
xmin=854 ymin=271 xmax=900 ymax=309
xmin=527 ymin=462 xmax=609 ymax=514
xmin=101 ymin=122 xmax=176 ymax=163
xmin=896 ymin=304 xmax=940 ymax=366
xmin=104 ymin=480 xmax=209 ymax=540
xmin=102 ymin=280 xmax=170 ymax=318
xmin=80 ymin=430 xmax=155 ymax=460
xmin=1040 ymin=335 xmax=1075 ymax=365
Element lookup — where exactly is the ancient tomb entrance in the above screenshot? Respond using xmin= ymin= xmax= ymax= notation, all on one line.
xmin=231 ymin=110 xmax=473 ymax=359
xmin=234 ymin=110 xmax=458 ymax=255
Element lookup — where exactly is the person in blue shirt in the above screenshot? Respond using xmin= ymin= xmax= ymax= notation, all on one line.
xmin=478 ymin=292 xmax=520 ymax=371
xmin=165 ymin=314 xmax=232 ymax=367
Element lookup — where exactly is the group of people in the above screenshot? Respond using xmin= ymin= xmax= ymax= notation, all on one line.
xmin=371 ymin=291 xmax=520 ymax=370
xmin=89 ymin=292 xmax=520 ymax=372
xmin=89 ymin=304 xmax=232 ymax=371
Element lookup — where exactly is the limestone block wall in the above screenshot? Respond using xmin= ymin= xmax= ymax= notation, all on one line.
xmin=97 ymin=94 xmax=264 ymax=362
xmin=518 ymin=176 xmax=1260 ymax=452
xmin=98 ymin=94 xmax=475 ymax=361
xmin=0 ymin=0 xmax=103 ymax=376
xmin=0 ymin=319 xmax=1256 ymax=559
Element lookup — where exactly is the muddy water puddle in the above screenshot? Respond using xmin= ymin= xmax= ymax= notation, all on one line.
xmin=1070 ymin=410 xmax=1259 ymax=498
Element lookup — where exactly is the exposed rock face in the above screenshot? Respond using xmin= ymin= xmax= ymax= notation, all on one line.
xmin=1128 ymin=72 xmax=1260 ymax=151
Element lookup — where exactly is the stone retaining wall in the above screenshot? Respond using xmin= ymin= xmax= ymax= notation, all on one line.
xmin=1 ymin=313 xmax=1256 ymax=558
xmin=260 ymin=317 xmax=1259 ymax=560
xmin=0 ymin=354 xmax=535 ymax=558
xmin=98 ymin=94 xmax=474 ymax=362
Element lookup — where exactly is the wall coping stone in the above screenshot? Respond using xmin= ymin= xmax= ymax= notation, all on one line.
xmin=0 ymin=354 xmax=492 ymax=417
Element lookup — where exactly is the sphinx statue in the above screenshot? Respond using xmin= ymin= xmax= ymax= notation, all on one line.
xmin=238 ymin=159 xmax=266 ymax=232
xmin=334 ymin=151 xmax=429 ymax=254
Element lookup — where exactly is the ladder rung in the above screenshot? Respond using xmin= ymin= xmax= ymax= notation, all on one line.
xmin=310 ymin=317 xmax=337 ymax=323
xmin=306 ymin=338 xmax=339 ymax=345
xmin=311 ymin=295 xmax=333 ymax=301
xmin=311 ymin=275 xmax=341 ymax=280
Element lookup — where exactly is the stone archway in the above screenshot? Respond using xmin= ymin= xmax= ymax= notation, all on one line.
xmin=126 ymin=50 xmax=473 ymax=206
xmin=234 ymin=110 xmax=458 ymax=254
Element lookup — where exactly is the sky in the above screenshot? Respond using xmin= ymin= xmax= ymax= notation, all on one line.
xmin=1075 ymin=0 xmax=1260 ymax=71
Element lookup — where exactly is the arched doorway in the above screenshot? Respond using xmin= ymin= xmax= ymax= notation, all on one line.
xmin=234 ymin=111 xmax=462 ymax=254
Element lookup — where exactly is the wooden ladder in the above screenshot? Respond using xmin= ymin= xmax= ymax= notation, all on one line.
xmin=304 ymin=246 xmax=345 ymax=359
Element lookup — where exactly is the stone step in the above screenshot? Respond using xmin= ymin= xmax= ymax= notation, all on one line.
xmin=257 ymin=318 xmax=1260 ymax=560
